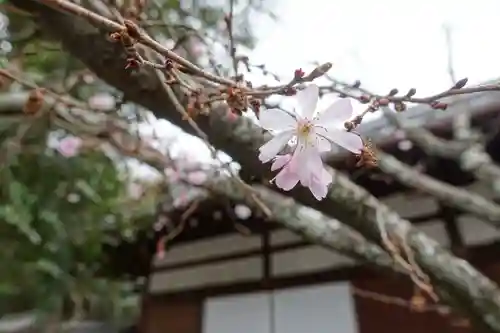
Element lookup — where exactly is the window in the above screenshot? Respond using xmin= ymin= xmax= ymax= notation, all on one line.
xmin=203 ymin=292 xmax=271 ymax=333
xmin=274 ymin=282 xmax=358 ymax=333
xmin=203 ymin=283 xmax=357 ymax=333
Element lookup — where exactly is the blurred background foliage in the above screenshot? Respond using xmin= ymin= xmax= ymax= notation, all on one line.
xmin=0 ymin=0 xmax=270 ymax=328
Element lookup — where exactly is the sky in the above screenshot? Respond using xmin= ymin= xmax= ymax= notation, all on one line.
xmin=138 ymin=0 xmax=500 ymax=175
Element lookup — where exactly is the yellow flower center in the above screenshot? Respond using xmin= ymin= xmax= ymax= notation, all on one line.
xmin=297 ymin=121 xmax=313 ymax=138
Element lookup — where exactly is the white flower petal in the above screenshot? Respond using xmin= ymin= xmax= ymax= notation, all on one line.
xmin=322 ymin=129 xmax=363 ymax=154
xmin=258 ymin=130 xmax=294 ymax=163
xmin=296 ymin=84 xmax=319 ymax=119
xmin=316 ymin=137 xmax=331 ymax=152
xmin=259 ymin=108 xmax=296 ymax=131
xmin=313 ymin=127 xmax=332 ymax=152
xmin=315 ymin=98 xmax=353 ymax=126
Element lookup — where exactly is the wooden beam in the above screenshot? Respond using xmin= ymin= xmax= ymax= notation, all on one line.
xmin=440 ymin=204 xmax=465 ymax=253
xmin=149 ymin=241 xmax=500 ymax=300
xmin=262 ymin=226 xmax=271 ymax=288
xmin=153 ymin=240 xmax=309 ymax=273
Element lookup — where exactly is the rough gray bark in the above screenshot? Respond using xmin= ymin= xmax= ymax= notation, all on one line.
xmin=377 ymin=150 xmax=500 ymax=227
xmin=382 ymin=107 xmax=500 ymax=193
xmin=8 ymin=1 xmax=500 ymax=331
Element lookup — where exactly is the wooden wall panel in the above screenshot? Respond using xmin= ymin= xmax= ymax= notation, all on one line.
xmin=352 ymin=261 xmax=500 ymax=333
xmin=352 ymin=274 xmax=468 ymax=333
xmin=142 ymin=297 xmax=202 ymax=333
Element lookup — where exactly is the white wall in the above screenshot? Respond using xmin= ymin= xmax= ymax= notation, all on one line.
xmin=203 ymin=283 xmax=358 ymax=333
xmin=203 ymin=292 xmax=271 ymax=333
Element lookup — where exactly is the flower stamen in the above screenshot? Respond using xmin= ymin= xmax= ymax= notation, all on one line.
xmin=297 ymin=120 xmax=313 ymax=138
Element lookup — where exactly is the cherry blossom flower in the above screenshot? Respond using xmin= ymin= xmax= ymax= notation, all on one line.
xmin=257 ymin=84 xmax=363 ymax=200
xmin=258 ymin=84 xmax=363 ymax=163
xmin=128 ymin=182 xmax=144 ymax=200
xmin=57 ymin=136 xmax=82 ymax=157
xmin=186 ymin=171 xmax=207 ymax=185
xmin=88 ymin=93 xmax=114 ymax=111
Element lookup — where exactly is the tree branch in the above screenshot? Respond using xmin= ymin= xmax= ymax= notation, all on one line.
xmin=382 ymin=108 xmax=500 ymax=195
xmin=10 ymin=2 xmax=500 ymax=330
xmin=376 ymin=149 xmax=500 ymax=228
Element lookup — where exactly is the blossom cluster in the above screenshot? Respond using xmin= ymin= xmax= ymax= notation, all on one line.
xmin=258 ymin=84 xmax=363 ymax=200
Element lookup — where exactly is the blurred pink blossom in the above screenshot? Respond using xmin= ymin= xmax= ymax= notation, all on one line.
xmin=128 ymin=182 xmax=143 ymax=200
xmin=165 ymin=168 xmax=180 ymax=182
xmin=186 ymin=171 xmax=207 ymax=185
xmin=88 ymin=93 xmax=114 ymax=111
xmin=173 ymin=192 xmax=188 ymax=208
xmin=57 ymin=137 xmax=82 ymax=157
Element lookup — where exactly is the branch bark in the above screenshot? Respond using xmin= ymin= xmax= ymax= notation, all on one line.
xmin=382 ymin=108 xmax=500 ymax=194
xmin=376 ymin=150 xmax=500 ymax=228
xmin=9 ymin=1 xmax=500 ymax=331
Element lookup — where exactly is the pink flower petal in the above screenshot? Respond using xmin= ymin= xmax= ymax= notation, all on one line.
xmin=274 ymin=167 xmax=299 ymax=191
xmin=271 ymin=154 xmax=292 ymax=171
xmin=57 ymin=137 xmax=82 ymax=157
xmin=88 ymin=93 xmax=115 ymax=111
xmin=259 ymin=108 xmax=296 ymax=132
xmin=313 ymin=127 xmax=332 ymax=152
xmin=320 ymin=167 xmax=333 ymax=185
xmin=308 ymin=177 xmax=329 ymax=200
xmin=128 ymin=183 xmax=143 ymax=199
xmin=187 ymin=171 xmax=207 ymax=185
xmin=296 ymin=84 xmax=319 ymax=119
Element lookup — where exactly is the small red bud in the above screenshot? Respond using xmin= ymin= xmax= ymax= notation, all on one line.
xmin=294 ymin=68 xmax=305 ymax=79
xmin=378 ymin=98 xmax=390 ymax=106
xmin=156 ymin=238 xmax=165 ymax=259
xmin=125 ymin=58 xmax=140 ymax=69
xmin=359 ymin=95 xmax=371 ymax=103
xmin=284 ymin=87 xmax=297 ymax=96
xmin=431 ymin=101 xmax=448 ymax=110
xmin=228 ymin=111 xmax=237 ymax=121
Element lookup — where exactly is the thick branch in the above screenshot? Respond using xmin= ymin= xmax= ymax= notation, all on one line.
xmin=376 ymin=150 xmax=500 ymax=228
xmin=383 ymin=108 xmax=500 ymax=191
xmin=11 ymin=2 xmax=500 ymax=330
xmin=211 ymin=180 xmax=396 ymax=269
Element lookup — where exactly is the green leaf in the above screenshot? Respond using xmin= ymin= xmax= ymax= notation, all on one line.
xmin=39 ymin=210 xmax=61 ymax=226
xmin=0 ymin=205 xmax=40 ymax=244
xmin=75 ymin=179 xmax=101 ymax=203
xmin=35 ymin=259 xmax=64 ymax=279
xmin=8 ymin=181 xmax=27 ymax=207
